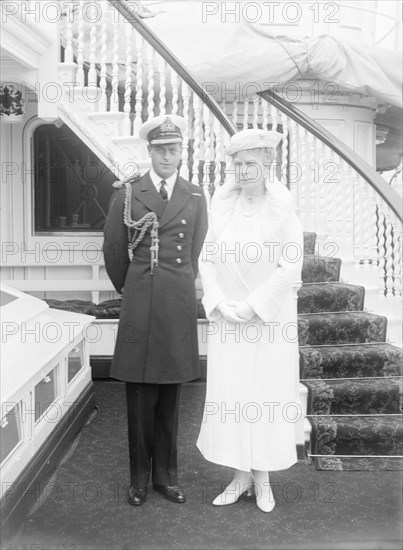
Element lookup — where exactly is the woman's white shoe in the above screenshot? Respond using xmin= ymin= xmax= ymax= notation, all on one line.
xmin=212 ymin=476 xmax=253 ymax=506
xmin=256 ymin=491 xmax=276 ymax=513
xmin=253 ymin=470 xmax=275 ymax=513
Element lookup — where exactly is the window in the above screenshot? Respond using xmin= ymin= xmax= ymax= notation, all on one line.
xmin=0 ymin=402 xmax=22 ymax=464
xmin=34 ymin=366 xmax=59 ymax=423
xmin=67 ymin=342 xmax=84 ymax=384
xmin=34 ymin=124 xmax=116 ymax=233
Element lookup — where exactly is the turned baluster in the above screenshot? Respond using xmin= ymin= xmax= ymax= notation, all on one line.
xmin=232 ymin=99 xmax=238 ymax=129
xmin=391 ymin=213 xmax=402 ymax=296
xmin=181 ymin=81 xmax=190 ymax=179
xmin=270 ymin=103 xmax=278 ymax=132
xmin=203 ymin=105 xmax=213 ymax=196
xmin=214 ymin=117 xmax=224 ymax=190
xmin=87 ymin=4 xmax=97 ymax=88
xmin=110 ymin=18 xmax=120 ymax=113
xmin=242 ymin=98 xmax=249 ymax=130
xmin=158 ymin=55 xmax=167 ymax=116
xmin=252 ymin=95 xmax=259 ymax=129
xmin=262 ymin=97 xmax=269 ymax=131
xmin=133 ymin=32 xmax=144 ymax=134
xmin=298 ymin=125 xmax=307 ymax=229
xmin=99 ymin=5 xmax=108 ymax=111
xmin=123 ymin=24 xmax=133 ymax=136
xmin=192 ymin=94 xmax=202 ymax=187
xmin=280 ymin=112 xmax=289 ymax=187
xmin=353 ymin=172 xmax=364 ymax=269
xmin=171 ymin=71 xmax=179 ymax=116
xmin=76 ymin=4 xmax=85 ymax=87
xmin=64 ymin=2 xmax=74 ymax=64
xmin=146 ymin=44 xmax=155 ymax=119
xmin=384 ymin=216 xmax=395 ymax=298
xmin=342 ymin=161 xmax=354 ymax=257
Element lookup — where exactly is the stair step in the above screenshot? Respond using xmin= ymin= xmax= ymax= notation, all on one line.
xmin=300 ymin=343 xmax=402 ymax=379
xmin=303 ymin=232 xmax=317 ymax=255
xmin=303 ymin=378 xmax=402 ymax=415
xmin=310 ymin=456 xmax=403 ymax=471
xmin=298 ymin=312 xmax=387 ymax=346
xmin=298 ymin=282 xmax=365 ymax=313
xmin=302 ymin=255 xmax=341 ymax=283
xmin=198 ymin=281 xmax=366 ymax=318
xmin=308 ymin=414 xmax=403 ymax=457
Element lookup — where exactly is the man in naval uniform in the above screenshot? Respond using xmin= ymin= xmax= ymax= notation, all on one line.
xmin=103 ymin=115 xmax=208 ymax=506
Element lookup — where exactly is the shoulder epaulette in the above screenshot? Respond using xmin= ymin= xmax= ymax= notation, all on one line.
xmin=112 ymin=171 xmax=142 ymax=189
xmin=123 ymin=171 xmax=143 ymax=184
xmin=112 ymin=180 xmax=125 ymax=189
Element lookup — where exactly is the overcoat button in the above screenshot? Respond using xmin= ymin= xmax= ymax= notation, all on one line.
xmin=177 ymin=245 xmax=182 ymax=251
xmin=176 ymin=258 xmax=182 ymax=264
xmin=181 ymin=219 xmax=187 ymax=225
xmin=179 ymin=233 xmax=184 ymax=238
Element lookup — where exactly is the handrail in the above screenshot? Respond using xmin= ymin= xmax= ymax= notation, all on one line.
xmin=107 ymin=0 xmax=237 ymax=137
xmin=259 ymin=89 xmax=403 ymax=223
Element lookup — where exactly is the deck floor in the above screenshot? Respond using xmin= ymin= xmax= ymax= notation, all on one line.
xmin=7 ymin=380 xmax=403 ymax=550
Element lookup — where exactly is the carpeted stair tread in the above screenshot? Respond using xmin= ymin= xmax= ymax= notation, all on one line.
xmin=308 ymin=414 xmax=403 ymax=457
xmin=311 ymin=456 xmax=403 ymax=471
xmin=298 ymin=312 xmax=387 ymax=346
xmin=298 ymin=282 xmax=365 ymax=313
xmin=302 ymin=255 xmax=341 ymax=283
xmin=300 ymin=343 xmax=402 ymax=379
xmin=303 ymin=377 xmax=402 ymax=415
xmin=303 ymin=231 xmax=317 ymax=254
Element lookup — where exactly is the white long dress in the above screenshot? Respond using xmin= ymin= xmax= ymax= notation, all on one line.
xmin=196 ymin=177 xmax=303 ymax=472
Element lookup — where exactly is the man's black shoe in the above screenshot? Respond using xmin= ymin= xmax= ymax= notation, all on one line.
xmin=153 ymin=484 xmax=186 ymax=503
xmin=128 ymin=486 xmax=147 ymax=506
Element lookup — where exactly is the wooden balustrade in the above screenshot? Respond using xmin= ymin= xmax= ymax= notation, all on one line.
xmin=59 ymin=0 xmax=234 ymax=187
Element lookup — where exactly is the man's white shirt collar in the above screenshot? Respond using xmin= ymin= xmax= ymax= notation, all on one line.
xmin=150 ymin=169 xmax=177 ymax=200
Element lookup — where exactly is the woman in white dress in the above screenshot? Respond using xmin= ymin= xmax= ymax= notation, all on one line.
xmin=197 ymin=129 xmax=304 ymax=513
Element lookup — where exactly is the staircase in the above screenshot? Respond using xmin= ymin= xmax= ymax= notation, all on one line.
xmin=300 ymin=232 xmax=402 ymax=470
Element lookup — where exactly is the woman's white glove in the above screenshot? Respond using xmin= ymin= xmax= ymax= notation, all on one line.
xmin=217 ymin=301 xmax=255 ymax=323
xmin=234 ymin=301 xmax=255 ymax=321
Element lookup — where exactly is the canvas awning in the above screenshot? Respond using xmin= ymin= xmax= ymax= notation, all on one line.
xmin=145 ymin=7 xmax=402 ymax=109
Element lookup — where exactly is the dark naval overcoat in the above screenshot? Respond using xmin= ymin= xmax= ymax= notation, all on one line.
xmin=103 ymin=172 xmax=208 ymax=384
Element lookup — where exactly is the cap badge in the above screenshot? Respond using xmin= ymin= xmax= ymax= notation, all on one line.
xmin=160 ymin=117 xmax=176 ymax=133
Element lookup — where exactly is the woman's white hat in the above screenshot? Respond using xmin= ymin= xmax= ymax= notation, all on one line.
xmin=226 ymin=129 xmax=283 ymax=156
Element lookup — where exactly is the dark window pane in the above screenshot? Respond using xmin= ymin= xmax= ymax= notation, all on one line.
xmin=34 ymin=124 xmax=116 ymax=232
xmin=68 ymin=342 xmax=84 ymax=383
xmin=34 ymin=367 xmax=58 ymax=422
xmin=0 ymin=403 xmax=22 ymax=464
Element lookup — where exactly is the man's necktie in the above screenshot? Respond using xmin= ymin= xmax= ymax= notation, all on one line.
xmin=159 ymin=179 xmax=168 ymax=201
